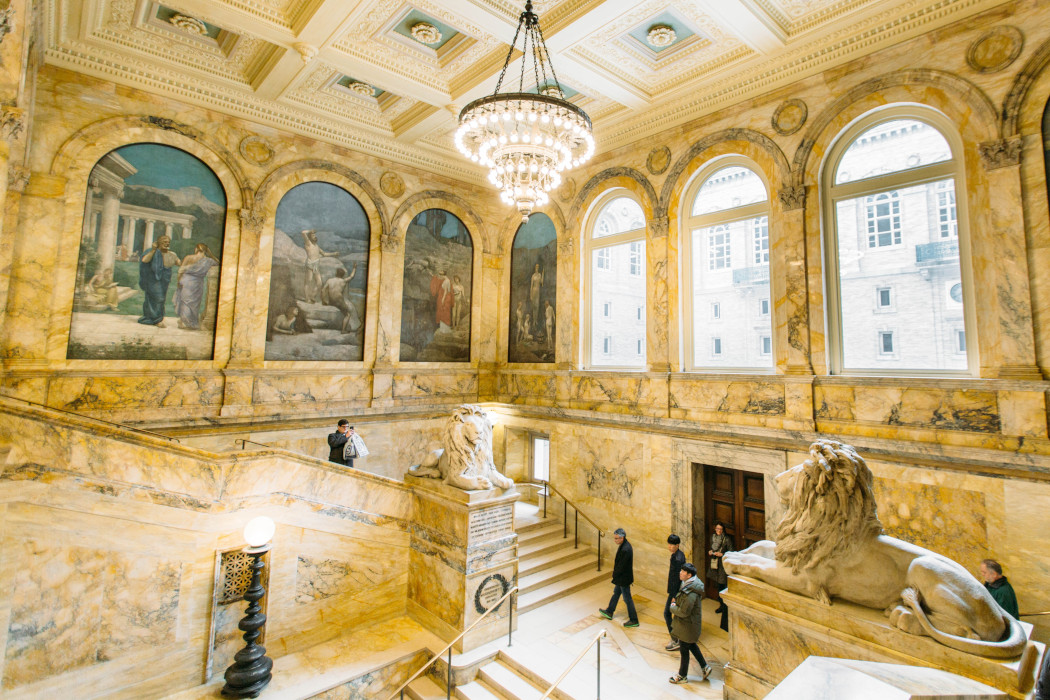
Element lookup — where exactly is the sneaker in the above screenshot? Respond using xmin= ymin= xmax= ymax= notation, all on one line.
xmin=623 ymin=620 xmax=639 ymax=628
xmin=702 ymin=665 xmax=712 ymax=680
xmin=669 ymin=675 xmax=688 ymax=684
xmin=598 ymin=609 xmax=613 ymax=620
xmin=665 ymin=639 xmax=680 ymax=651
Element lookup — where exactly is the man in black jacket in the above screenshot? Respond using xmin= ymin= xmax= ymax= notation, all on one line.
xmin=327 ymin=419 xmax=354 ymax=467
xmin=664 ymin=534 xmax=686 ymax=650
xmin=599 ymin=528 xmax=639 ymax=628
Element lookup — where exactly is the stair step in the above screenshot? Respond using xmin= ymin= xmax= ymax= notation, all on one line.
xmin=518 ymin=535 xmax=574 ymax=559
xmin=514 ymin=517 xmax=559 ymax=535
xmin=515 ymin=522 xmax=564 ymax=545
xmin=517 ymin=568 xmax=609 ymax=614
xmin=480 ymin=661 xmax=545 ymax=700
xmin=406 ymin=674 xmax=447 ymax=700
xmin=518 ymin=553 xmax=597 ymax=595
xmin=455 ymin=679 xmax=506 ymax=700
xmin=518 ymin=546 xmax=591 ymax=577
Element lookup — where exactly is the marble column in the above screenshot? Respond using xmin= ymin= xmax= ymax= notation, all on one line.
xmin=182 ymin=223 xmax=192 ymax=239
xmin=164 ymin=221 xmax=175 ymax=239
xmin=143 ymin=219 xmax=155 ymax=249
xmin=219 ymin=207 xmax=262 ymax=417
xmin=80 ymin=191 xmax=95 ymax=243
xmin=96 ymin=188 xmax=122 ymax=278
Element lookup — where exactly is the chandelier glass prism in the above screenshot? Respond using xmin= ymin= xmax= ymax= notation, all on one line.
xmin=455 ymin=1 xmax=594 ymax=222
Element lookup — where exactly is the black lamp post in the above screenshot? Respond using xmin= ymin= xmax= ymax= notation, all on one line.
xmin=222 ymin=517 xmax=275 ymax=698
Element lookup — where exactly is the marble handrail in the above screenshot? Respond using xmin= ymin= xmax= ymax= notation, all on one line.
xmin=539 ymin=629 xmax=607 ymax=699
xmin=388 ymin=585 xmax=519 ymax=700
xmin=1 ymin=394 xmax=181 ymax=442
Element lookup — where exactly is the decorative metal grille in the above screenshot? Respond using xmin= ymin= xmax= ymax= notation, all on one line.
xmin=219 ymin=550 xmax=253 ymax=605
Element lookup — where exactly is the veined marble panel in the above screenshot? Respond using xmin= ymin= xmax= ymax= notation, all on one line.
xmin=47 ymin=372 xmax=225 ymax=411
xmin=390 ymin=372 xmax=479 ymax=401
xmin=252 ymin=373 xmax=372 ymax=407
xmin=569 ymin=373 xmax=662 ymax=415
xmin=669 ymin=377 xmax=786 ymax=416
xmin=816 ymin=385 xmax=1000 ymax=433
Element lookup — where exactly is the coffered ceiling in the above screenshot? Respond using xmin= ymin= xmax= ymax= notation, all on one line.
xmin=44 ymin=0 xmax=1007 ymax=183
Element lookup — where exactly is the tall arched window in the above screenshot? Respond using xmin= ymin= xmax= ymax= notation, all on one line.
xmin=682 ymin=159 xmax=772 ymax=370
xmin=584 ymin=191 xmax=646 ymax=368
xmin=824 ymin=108 xmax=971 ymax=374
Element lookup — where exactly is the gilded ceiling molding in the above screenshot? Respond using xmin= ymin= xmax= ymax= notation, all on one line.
xmin=791 ymin=69 xmax=999 ymax=186
xmin=1001 ymin=36 xmax=1050 ymax=138
xmin=656 ymin=128 xmax=790 ymax=220
xmin=568 ymin=167 xmax=657 ymax=229
xmin=978 ymin=138 xmax=1023 ymax=170
xmin=253 ymin=160 xmax=388 ymax=236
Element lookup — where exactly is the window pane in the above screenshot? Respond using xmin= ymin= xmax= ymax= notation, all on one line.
xmin=835 ymin=178 xmax=967 ymax=371
xmin=692 ymin=166 xmax=767 ymax=216
xmin=691 ymin=218 xmax=773 ymax=368
xmin=594 ymin=197 xmax=645 ymax=237
xmin=532 ymin=437 xmax=549 ymax=481
xmin=591 ymin=241 xmax=646 ymax=366
xmin=835 ymin=120 xmax=951 ymax=185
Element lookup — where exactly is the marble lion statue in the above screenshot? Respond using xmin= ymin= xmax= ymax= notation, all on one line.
xmin=723 ymin=439 xmax=1029 ymax=659
xmin=408 ymin=405 xmax=514 ymax=491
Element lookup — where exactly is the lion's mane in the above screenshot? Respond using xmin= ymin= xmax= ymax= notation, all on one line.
xmin=774 ymin=439 xmax=883 ymax=574
xmin=444 ymin=405 xmax=496 ymax=480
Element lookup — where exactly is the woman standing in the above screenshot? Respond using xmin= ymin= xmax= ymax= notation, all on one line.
xmin=708 ymin=521 xmax=734 ymax=613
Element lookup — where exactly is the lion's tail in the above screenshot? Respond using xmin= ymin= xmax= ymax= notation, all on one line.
xmin=903 ymin=589 xmax=1030 ymax=660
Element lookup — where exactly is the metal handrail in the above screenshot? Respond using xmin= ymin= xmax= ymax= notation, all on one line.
xmin=388 ymin=585 xmax=519 ymax=700
xmin=539 ymin=629 xmax=607 ymax=699
xmin=1021 ymin=611 xmax=1050 ymax=617
xmin=537 ymin=480 xmax=605 ymax=571
xmin=2 ymin=395 xmax=180 ymax=442
xmin=237 ymin=439 xmax=271 ymax=450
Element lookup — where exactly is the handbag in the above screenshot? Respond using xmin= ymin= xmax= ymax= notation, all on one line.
xmin=343 ymin=438 xmax=357 ymax=461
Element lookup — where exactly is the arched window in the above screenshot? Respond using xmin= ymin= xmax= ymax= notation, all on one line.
xmin=682 ymin=159 xmax=772 ymax=370
xmin=584 ymin=191 xmax=646 ymax=368
xmin=823 ymin=108 xmax=971 ymax=374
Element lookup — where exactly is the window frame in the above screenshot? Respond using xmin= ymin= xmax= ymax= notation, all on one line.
xmin=821 ymin=106 xmax=976 ymax=376
xmin=681 ymin=156 xmax=773 ymax=372
xmin=582 ymin=189 xmax=647 ymax=369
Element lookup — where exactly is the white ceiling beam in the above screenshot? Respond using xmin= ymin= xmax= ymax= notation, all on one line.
xmin=692 ymin=0 xmax=786 ymax=54
xmin=394 ymin=108 xmax=456 ymax=143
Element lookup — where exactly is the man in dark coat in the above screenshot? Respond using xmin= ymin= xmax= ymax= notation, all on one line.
xmin=327 ymin=419 xmax=354 ymax=467
xmin=598 ymin=528 xmax=638 ymax=627
xmin=669 ymin=563 xmax=713 ymax=684
xmin=664 ymin=534 xmax=686 ymax=650
xmin=980 ymin=559 xmax=1019 ymax=619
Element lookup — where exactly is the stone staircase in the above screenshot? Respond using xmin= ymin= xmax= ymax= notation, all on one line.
xmin=404 ymin=652 xmax=573 ymax=699
xmin=515 ymin=519 xmax=606 ymax=614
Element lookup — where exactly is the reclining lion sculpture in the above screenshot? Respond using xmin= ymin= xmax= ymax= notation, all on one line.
xmin=723 ymin=439 xmax=1028 ymax=659
xmin=408 ymin=404 xmax=514 ymax=492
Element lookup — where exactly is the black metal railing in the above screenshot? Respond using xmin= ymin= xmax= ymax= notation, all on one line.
xmin=536 ymin=480 xmax=605 ymax=571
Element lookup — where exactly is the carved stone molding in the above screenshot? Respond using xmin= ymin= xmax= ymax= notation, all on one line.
xmin=238 ymin=207 xmax=264 ymax=231
xmin=557 ymin=235 xmax=575 ymax=255
xmin=238 ymin=136 xmax=274 ymax=166
xmin=1 ymin=107 xmax=25 ymax=142
xmin=778 ymin=185 xmax=806 ymax=211
xmin=649 ymin=215 xmax=669 ymax=239
xmin=380 ymin=230 xmax=401 ymax=252
xmin=380 ymin=171 xmax=405 ymax=199
xmin=558 ymin=177 xmax=575 ymax=203
xmin=978 ymin=138 xmax=1022 ymax=171
xmin=772 ymin=99 xmax=808 ymax=136
xmin=0 ymin=7 xmax=14 ymax=46
xmin=295 ymin=43 xmax=318 ymax=64
xmin=7 ymin=166 xmax=30 ymax=193
xmin=966 ymin=26 xmax=1023 ymax=74
xmin=646 ymin=146 xmax=671 ymax=175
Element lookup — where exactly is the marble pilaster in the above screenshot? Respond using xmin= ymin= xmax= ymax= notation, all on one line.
xmin=772 ymin=189 xmax=813 ymax=375
xmin=647 ymin=216 xmax=670 ymax=372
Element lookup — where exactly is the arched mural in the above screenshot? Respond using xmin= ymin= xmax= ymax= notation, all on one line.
xmin=265 ymin=182 xmax=370 ymax=361
xmin=508 ymin=213 xmax=557 ymax=363
xmin=400 ymin=209 xmax=472 ymax=362
xmin=68 ymin=144 xmax=227 ymax=360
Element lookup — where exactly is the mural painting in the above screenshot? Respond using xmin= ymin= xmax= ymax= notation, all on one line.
xmin=400 ymin=209 xmax=472 ymax=362
xmin=68 ymin=144 xmax=227 ymax=360
xmin=265 ymin=182 xmax=370 ymax=361
xmin=508 ymin=213 xmax=556 ymax=363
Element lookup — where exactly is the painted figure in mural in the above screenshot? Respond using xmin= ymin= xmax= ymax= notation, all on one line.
xmin=174 ymin=243 xmax=220 ymax=330
xmin=273 ymin=305 xmax=300 ymax=335
xmin=86 ymin=267 xmax=120 ymax=310
xmin=545 ymin=300 xmax=555 ymax=348
xmin=320 ymin=263 xmax=361 ymax=333
xmin=138 ymin=234 xmax=180 ymax=326
xmin=431 ymin=269 xmax=454 ymax=331
xmin=529 ymin=263 xmax=544 ymax=333
xmin=452 ymin=275 xmax=466 ymax=329
xmin=515 ymin=302 xmax=525 ymax=343
xmin=303 ymin=229 xmax=342 ymax=303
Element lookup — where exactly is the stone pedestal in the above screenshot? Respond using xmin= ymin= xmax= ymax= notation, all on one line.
xmin=722 ymin=576 xmax=1043 ymax=700
xmin=405 ymin=475 xmax=520 ymax=652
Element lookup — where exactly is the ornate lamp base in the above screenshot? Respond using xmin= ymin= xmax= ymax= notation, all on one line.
xmin=222 ymin=544 xmax=273 ymax=698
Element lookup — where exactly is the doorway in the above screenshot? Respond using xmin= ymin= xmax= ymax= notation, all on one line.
xmin=698 ymin=464 xmax=766 ymax=599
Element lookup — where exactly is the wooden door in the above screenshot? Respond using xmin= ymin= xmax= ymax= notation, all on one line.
xmin=700 ymin=464 xmax=765 ymax=599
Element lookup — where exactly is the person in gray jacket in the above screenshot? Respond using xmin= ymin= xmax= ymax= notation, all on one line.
xmin=669 ymin=562 xmax=713 ymax=684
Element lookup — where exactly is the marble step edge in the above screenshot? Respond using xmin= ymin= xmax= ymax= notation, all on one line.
xmin=454 ymin=678 xmax=507 ymax=700
xmin=518 ymin=554 xmax=600 ymax=595
xmin=517 ymin=569 xmax=610 ymax=614
xmin=487 ymin=655 xmax=576 ymax=700
xmin=514 ymin=518 xmax=563 ymax=535
xmin=517 ymin=545 xmax=596 ymax=577
xmin=515 ymin=523 xmax=567 ymax=544
xmin=517 ymin=536 xmax=579 ymax=559
xmin=479 ymin=660 xmax=548 ymax=700
xmin=407 ymin=674 xmax=447 ymax=700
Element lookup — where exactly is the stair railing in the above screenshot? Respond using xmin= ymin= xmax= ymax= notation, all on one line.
xmin=387 ymin=585 xmax=519 ymax=700
xmin=539 ymin=629 xmax=607 ymax=699
xmin=536 ymin=480 xmax=605 ymax=571
xmin=1 ymin=395 xmax=180 ymax=442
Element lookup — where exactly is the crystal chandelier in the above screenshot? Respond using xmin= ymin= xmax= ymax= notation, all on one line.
xmin=455 ymin=1 xmax=594 ymax=222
